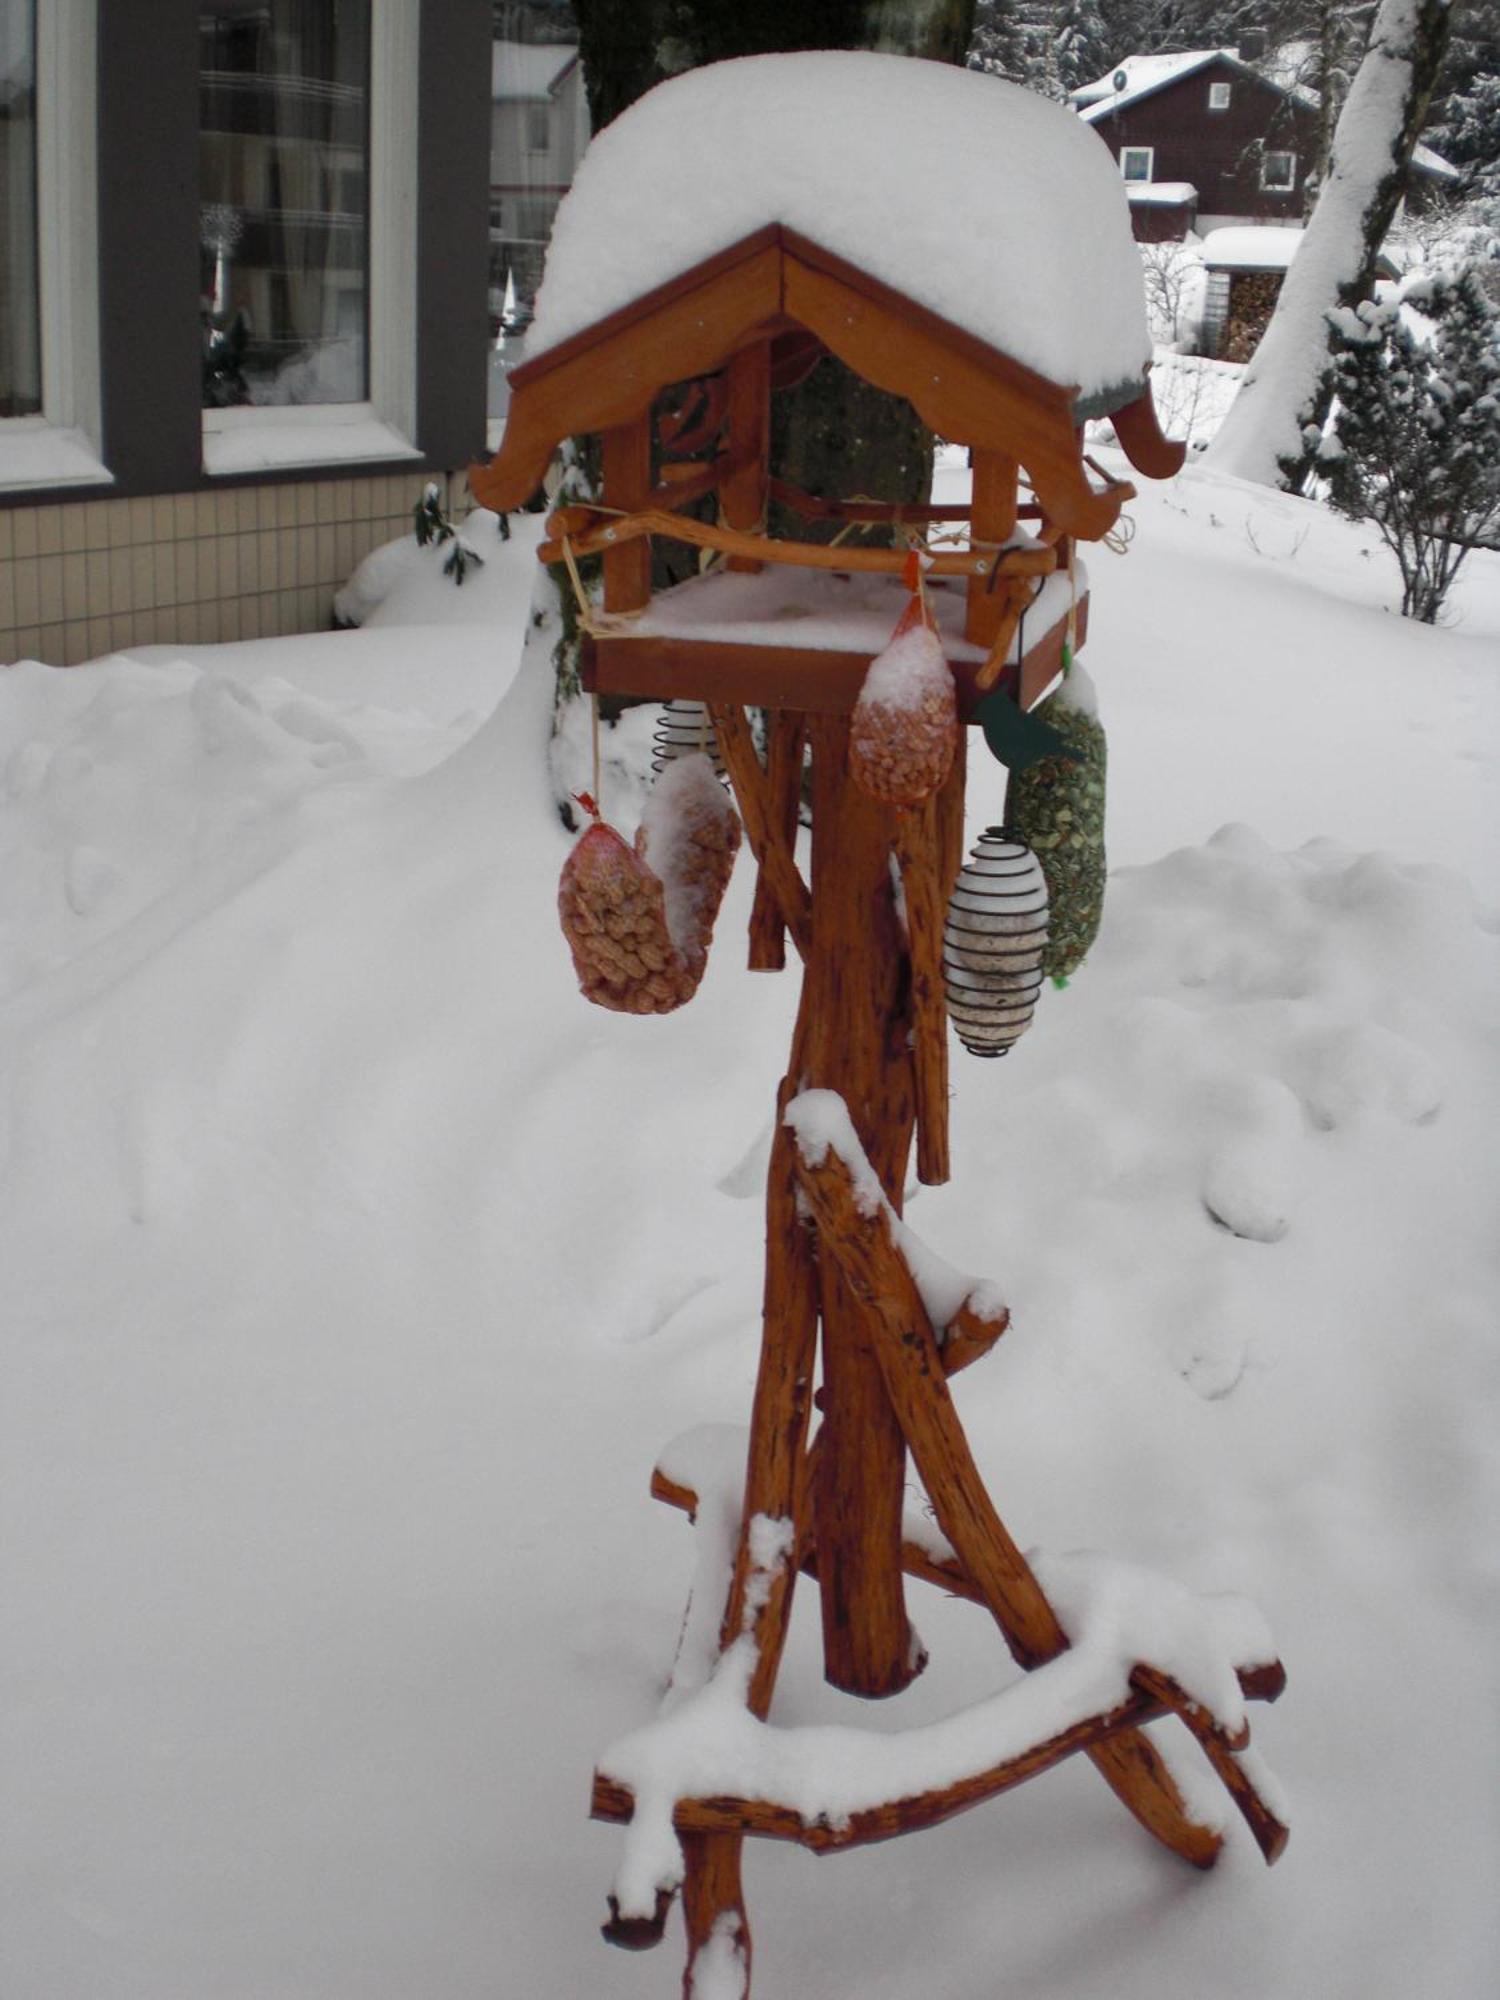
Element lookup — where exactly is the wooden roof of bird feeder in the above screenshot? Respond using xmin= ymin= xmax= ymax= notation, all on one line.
xmin=470 ymin=52 xmax=1184 ymax=722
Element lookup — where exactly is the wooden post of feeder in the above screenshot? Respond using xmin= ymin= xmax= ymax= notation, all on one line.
xmin=804 ymin=714 xmax=923 ymax=1698
xmin=724 ymin=340 xmax=796 ymax=974
xmin=600 ymin=417 xmax=652 ymax=613
xmin=966 ymin=450 xmax=1018 ymax=650
xmin=723 ymin=344 xmax=770 ymax=573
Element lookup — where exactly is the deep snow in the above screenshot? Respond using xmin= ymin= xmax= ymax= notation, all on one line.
xmin=2 ymin=457 xmax=1497 ymax=2000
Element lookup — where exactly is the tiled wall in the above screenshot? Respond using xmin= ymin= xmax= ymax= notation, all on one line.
xmin=0 ymin=470 xmax=470 ymax=668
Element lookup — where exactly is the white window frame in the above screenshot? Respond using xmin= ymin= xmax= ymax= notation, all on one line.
xmin=201 ymin=0 xmax=422 ymax=477
xmin=0 ymin=0 xmax=109 ymax=495
xmin=1261 ymin=149 xmax=1297 ymax=193
xmin=1119 ymin=146 xmax=1154 ymax=184
xmin=1209 ymin=81 xmax=1231 ymax=111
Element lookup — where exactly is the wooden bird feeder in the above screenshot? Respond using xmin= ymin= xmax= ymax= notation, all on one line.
xmin=473 ymin=54 xmax=1287 ymax=2000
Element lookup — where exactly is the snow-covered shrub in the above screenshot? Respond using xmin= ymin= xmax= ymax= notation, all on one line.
xmin=1318 ymin=265 xmax=1500 ymax=622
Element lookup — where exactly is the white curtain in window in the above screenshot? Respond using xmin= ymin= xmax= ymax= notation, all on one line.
xmin=199 ymin=0 xmax=371 ymax=408
xmin=0 ymin=0 xmax=41 ymax=418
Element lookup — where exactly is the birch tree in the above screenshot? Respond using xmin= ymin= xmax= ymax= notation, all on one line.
xmin=1206 ymin=0 xmax=1454 ymax=490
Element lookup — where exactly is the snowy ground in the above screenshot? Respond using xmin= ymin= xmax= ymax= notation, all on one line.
xmin=2 ymin=459 xmax=1498 ymax=2000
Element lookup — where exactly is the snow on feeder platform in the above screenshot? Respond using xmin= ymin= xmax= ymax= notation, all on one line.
xmin=471 ymin=49 xmax=1287 ymax=2000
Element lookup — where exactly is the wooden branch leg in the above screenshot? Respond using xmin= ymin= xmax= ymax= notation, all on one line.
xmin=681 ymin=1832 xmax=751 ymax=2000
xmin=795 ymin=1135 xmax=1223 ymax=1867
xmin=748 ymin=713 xmax=806 ymax=972
xmin=710 ymin=702 xmax=812 ymax=959
xmin=718 ymin=1036 xmax=821 ymax=1713
xmin=895 ymin=796 xmax=951 ymax=1187
xmin=1132 ymin=1667 xmax=1290 ymax=1865
xmin=803 ymin=716 xmax=924 ymax=1698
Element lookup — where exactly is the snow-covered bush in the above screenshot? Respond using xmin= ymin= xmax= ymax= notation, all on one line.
xmin=1319 ymin=264 xmax=1500 ymax=621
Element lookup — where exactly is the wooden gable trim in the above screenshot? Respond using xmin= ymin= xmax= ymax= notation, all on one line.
xmin=471 ymin=223 xmax=1161 ymax=534
xmin=1110 ymin=383 xmax=1187 ymax=478
xmin=504 ymin=223 xmax=785 ymax=392
xmin=779 ymin=229 xmax=1082 ymax=417
xmin=470 ymin=233 xmax=785 ymax=511
xmin=780 ymin=245 xmax=1124 ymax=539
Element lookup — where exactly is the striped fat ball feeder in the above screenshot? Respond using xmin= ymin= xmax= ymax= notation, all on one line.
xmin=943 ymin=829 xmax=1051 ymax=1057
xmin=651 ymin=699 xmax=725 ymax=778
xmin=1007 ymin=663 xmax=1106 ymax=983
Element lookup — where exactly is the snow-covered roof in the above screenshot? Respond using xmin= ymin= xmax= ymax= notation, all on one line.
xmin=1075 ymin=44 xmax=1457 ymax=180
xmin=527 ymin=52 xmax=1151 ymax=401
xmin=492 ymin=39 xmax=577 ymax=102
xmin=1126 ymin=182 xmax=1198 ymax=207
xmin=1411 ymin=141 xmax=1460 ymax=181
xmin=1074 ymin=50 xmax=1237 ymax=120
xmin=1200 ymin=226 xmax=1303 ymax=271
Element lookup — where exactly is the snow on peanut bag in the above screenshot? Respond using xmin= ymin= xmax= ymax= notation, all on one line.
xmin=849 ymin=592 xmax=958 ymax=806
xmin=558 ymin=752 xmax=741 ymax=1014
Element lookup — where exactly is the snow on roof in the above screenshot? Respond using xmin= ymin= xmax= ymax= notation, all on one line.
xmin=527 ymin=53 xmax=1152 ymax=401
xmin=492 ymin=39 xmax=576 ymax=102
xmin=1076 ymin=43 xmax=1457 ymax=179
xmin=1126 ymin=182 xmax=1198 ymax=206
xmin=1200 ymin=226 xmax=1303 ymax=271
xmin=1411 ymin=140 xmax=1460 ymax=180
xmin=1074 ymin=50 xmax=1229 ymax=120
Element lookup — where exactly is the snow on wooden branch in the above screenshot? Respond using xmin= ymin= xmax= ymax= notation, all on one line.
xmin=594 ymin=1538 xmax=1281 ymax=1901
xmin=783 ymin=1089 xmax=1009 ymax=1347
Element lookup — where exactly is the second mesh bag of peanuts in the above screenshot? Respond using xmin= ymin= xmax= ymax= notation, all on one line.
xmin=558 ymin=753 xmax=741 ymax=1014
xmin=849 ymin=593 xmax=958 ymax=806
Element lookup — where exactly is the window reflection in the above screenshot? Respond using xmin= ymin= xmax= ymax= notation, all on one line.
xmin=489 ymin=2 xmax=588 ymax=418
xmin=0 ymin=0 xmax=41 ymax=418
xmin=199 ymin=0 xmax=370 ymax=408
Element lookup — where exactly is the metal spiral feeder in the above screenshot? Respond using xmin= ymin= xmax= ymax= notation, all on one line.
xmin=651 ymin=699 xmax=725 ymax=778
xmin=943 ymin=829 xmax=1051 ymax=1057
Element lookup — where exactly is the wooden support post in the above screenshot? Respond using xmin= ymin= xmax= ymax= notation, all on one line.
xmin=600 ymin=417 xmax=652 ymax=613
xmin=723 ymin=344 xmax=771 ymax=575
xmin=681 ymin=1831 xmax=750 ymax=1999
xmin=719 ymin=1020 xmax=821 ymax=1709
xmin=747 ymin=713 xmax=805 ymax=971
xmin=794 ymin=1136 xmax=1225 ymax=1869
xmin=709 ymin=702 xmax=812 ymax=959
xmin=804 ymin=715 xmax=923 ymax=1698
xmin=966 ymin=450 xmax=1018 ymax=649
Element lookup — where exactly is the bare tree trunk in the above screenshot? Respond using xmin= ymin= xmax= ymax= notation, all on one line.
xmin=1206 ymin=0 xmax=1452 ymax=492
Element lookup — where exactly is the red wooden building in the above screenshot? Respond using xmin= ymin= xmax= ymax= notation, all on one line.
xmin=1073 ymin=49 xmax=1458 ymax=244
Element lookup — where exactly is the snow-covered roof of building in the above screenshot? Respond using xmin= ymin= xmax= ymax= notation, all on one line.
xmin=1126 ymin=182 xmax=1198 ymax=207
xmin=492 ymin=40 xmax=577 ymax=102
xmin=526 ymin=52 xmax=1152 ymax=401
xmin=1073 ymin=50 xmax=1246 ymax=119
xmin=1074 ymin=44 xmax=1458 ymax=181
xmin=1200 ymin=226 xmax=1303 ymax=271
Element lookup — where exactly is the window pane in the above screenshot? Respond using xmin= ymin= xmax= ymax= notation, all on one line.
xmin=490 ymin=6 xmax=586 ymax=352
xmin=0 ymin=0 xmax=42 ymax=418
xmin=199 ymin=0 xmax=371 ymax=409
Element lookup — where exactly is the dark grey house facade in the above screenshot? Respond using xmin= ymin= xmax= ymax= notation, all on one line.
xmin=1 ymin=0 xmax=493 ymax=667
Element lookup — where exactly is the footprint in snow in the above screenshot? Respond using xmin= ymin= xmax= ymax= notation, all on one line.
xmin=64 ymin=844 xmax=123 ymax=917
xmin=1302 ymin=1024 xmax=1442 ymax=1131
xmin=1201 ymin=1075 xmax=1306 ymax=1243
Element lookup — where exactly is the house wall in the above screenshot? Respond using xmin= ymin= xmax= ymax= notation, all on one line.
xmin=1091 ymin=59 xmax=1315 ymax=227
xmin=1 ymin=0 xmax=493 ymax=669
xmin=1133 ymin=202 xmax=1197 ymax=244
xmin=0 ymin=470 xmax=462 ymax=667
